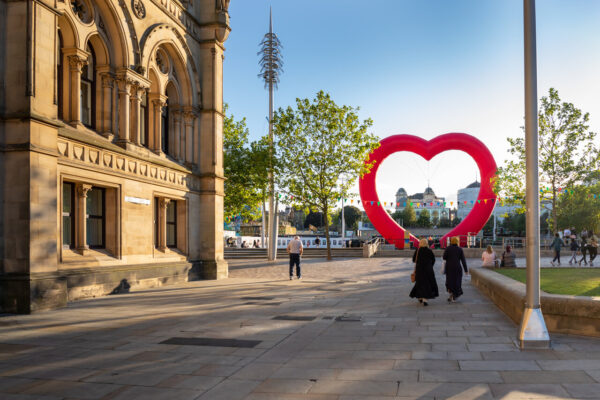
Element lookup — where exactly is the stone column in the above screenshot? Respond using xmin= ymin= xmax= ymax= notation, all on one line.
xmin=115 ymin=77 xmax=131 ymax=145
xmin=75 ymin=183 xmax=92 ymax=255
xmin=129 ymin=84 xmax=142 ymax=145
xmin=183 ymin=109 xmax=195 ymax=164
xmin=67 ymin=54 xmax=87 ymax=128
xmin=149 ymin=94 xmax=167 ymax=154
xmin=100 ymin=73 xmax=114 ymax=140
xmin=158 ymin=198 xmax=171 ymax=252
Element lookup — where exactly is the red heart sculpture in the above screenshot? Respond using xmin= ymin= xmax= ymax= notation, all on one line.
xmin=359 ymin=133 xmax=497 ymax=249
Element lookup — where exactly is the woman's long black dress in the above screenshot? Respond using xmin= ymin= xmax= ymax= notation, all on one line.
xmin=443 ymin=244 xmax=468 ymax=299
xmin=409 ymin=247 xmax=439 ymax=299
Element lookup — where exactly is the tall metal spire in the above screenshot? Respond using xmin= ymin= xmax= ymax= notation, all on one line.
xmin=258 ymin=7 xmax=284 ymax=261
xmin=258 ymin=6 xmax=284 ymax=89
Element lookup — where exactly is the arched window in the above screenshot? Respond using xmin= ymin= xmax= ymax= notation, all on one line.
xmin=57 ymin=30 xmax=64 ymax=120
xmin=161 ymin=97 xmax=169 ymax=154
xmin=81 ymin=44 xmax=96 ymax=128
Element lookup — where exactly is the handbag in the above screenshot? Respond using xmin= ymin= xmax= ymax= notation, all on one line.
xmin=411 ymin=248 xmax=419 ymax=282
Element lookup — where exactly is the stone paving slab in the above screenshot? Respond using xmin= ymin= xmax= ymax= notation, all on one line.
xmin=0 ymin=257 xmax=599 ymax=399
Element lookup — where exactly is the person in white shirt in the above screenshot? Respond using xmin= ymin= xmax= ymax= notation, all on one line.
xmin=481 ymin=245 xmax=497 ymax=267
xmin=287 ymin=236 xmax=304 ymax=280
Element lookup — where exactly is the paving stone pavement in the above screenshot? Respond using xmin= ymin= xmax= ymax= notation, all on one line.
xmin=1 ymin=257 xmax=599 ymax=400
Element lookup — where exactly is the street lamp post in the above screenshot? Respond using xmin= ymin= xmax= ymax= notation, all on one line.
xmin=518 ymin=0 xmax=550 ymax=349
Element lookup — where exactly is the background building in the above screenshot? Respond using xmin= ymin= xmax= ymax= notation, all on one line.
xmin=0 ymin=0 xmax=231 ymax=313
xmin=395 ymin=186 xmax=450 ymax=222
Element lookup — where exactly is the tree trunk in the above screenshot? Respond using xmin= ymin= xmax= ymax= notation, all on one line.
xmin=323 ymin=200 xmax=332 ymax=260
xmin=552 ymin=184 xmax=557 ymax=234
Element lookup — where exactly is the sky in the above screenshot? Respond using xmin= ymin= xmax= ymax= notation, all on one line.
xmin=223 ymin=0 xmax=600 ymax=209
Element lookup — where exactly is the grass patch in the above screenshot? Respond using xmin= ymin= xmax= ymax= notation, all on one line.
xmin=494 ymin=268 xmax=600 ymax=297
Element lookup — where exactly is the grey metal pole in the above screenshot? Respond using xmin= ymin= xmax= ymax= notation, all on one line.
xmin=518 ymin=0 xmax=549 ymax=349
xmin=267 ymin=77 xmax=277 ymax=261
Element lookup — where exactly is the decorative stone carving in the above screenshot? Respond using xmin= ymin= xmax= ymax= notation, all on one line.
xmin=68 ymin=54 xmax=87 ymax=72
xmin=155 ymin=49 xmax=169 ymax=75
xmin=132 ymin=0 xmax=146 ymax=19
xmin=216 ymin=0 xmax=230 ymax=11
xmin=57 ymin=139 xmax=196 ymax=191
xmin=76 ymin=183 xmax=92 ymax=198
xmin=71 ymin=0 xmax=93 ymax=23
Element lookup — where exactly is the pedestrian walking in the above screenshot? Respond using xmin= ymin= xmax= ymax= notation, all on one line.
xmin=500 ymin=245 xmax=517 ymax=267
xmin=579 ymin=236 xmax=589 ymax=266
xmin=568 ymin=238 xmax=580 ymax=265
xmin=481 ymin=245 xmax=497 ymax=267
xmin=442 ymin=236 xmax=468 ymax=302
xmin=315 ymin=236 xmax=321 ymax=248
xmin=287 ymin=235 xmax=303 ymax=280
xmin=588 ymin=232 xmax=598 ymax=266
xmin=409 ymin=238 xmax=439 ymax=306
xmin=550 ymin=233 xmax=564 ymax=266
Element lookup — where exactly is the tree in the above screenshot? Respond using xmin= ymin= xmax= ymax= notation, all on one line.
xmin=400 ymin=204 xmax=417 ymax=227
xmin=223 ymin=105 xmax=270 ymax=222
xmin=341 ymin=205 xmax=362 ymax=231
xmin=556 ymin=184 xmax=600 ymax=234
xmin=438 ymin=217 xmax=451 ymax=228
xmin=273 ymin=91 xmax=379 ymax=259
xmin=304 ymin=211 xmax=325 ymax=229
xmin=416 ymin=209 xmax=432 ymax=228
xmin=495 ymin=88 xmax=599 ymax=233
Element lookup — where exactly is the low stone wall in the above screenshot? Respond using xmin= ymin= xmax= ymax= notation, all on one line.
xmin=377 ymin=248 xmax=554 ymax=258
xmin=471 ymin=267 xmax=600 ymax=338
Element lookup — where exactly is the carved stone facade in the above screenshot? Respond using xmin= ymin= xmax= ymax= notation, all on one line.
xmin=0 ymin=0 xmax=231 ymax=313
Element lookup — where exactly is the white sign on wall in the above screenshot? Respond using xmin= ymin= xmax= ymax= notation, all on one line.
xmin=125 ymin=196 xmax=151 ymax=206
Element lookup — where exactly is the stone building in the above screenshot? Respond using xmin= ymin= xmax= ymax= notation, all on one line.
xmin=0 ymin=0 xmax=231 ymax=313
xmin=395 ymin=187 xmax=450 ymax=222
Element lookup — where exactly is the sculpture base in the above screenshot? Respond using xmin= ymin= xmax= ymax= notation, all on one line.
xmin=518 ymin=307 xmax=550 ymax=349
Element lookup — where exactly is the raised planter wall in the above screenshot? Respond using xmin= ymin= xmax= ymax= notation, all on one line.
xmin=471 ymin=267 xmax=600 ymax=338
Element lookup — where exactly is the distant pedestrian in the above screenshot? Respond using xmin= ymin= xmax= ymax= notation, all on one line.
xmin=579 ymin=236 xmax=589 ymax=266
xmin=443 ymin=237 xmax=468 ymax=302
xmin=409 ymin=238 xmax=439 ymax=306
xmin=287 ymin=235 xmax=303 ymax=280
xmin=500 ymin=245 xmax=516 ymax=267
xmin=481 ymin=245 xmax=497 ymax=267
xmin=588 ymin=232 xmax=598 ymax=267
xmin=564 ymin=228 xmax=571 ymax=245
xmin=315 ymin=236 xmax=321 ymax=248
xmin=568 ymin=238 xmax=580 ymax=265
xmin=550 ymin=233 xmax=564 ymax=266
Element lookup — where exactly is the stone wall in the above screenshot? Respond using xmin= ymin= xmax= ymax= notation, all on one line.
xmin=0 ymin=0 xmax=231 ymax=313
xmin=471 ymin=267 xmax=600 ymax=338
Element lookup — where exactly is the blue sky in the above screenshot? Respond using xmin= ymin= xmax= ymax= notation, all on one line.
xmin=223 ymin=0 xmax=600 ymax=207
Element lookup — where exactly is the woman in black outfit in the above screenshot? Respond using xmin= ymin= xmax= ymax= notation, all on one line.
xmin=443 ymin=236 xmax=469 ymax=302
xmin=409 ymin=238 xmax=439 ymax=306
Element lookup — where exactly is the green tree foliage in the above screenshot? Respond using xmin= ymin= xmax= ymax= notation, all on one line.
xmin=495 ymin=88 xmax=599 ymax=232
xmin=416 ymin=209 xmax=432 ymax=228
xmin=334 ymin=205 xmax=362 ymax=231
xmin=223 ymin=105 xmax=269 ymax=221
xmin=304 ymin=211 xmax=325 ymax=229
xmin=273 ymin=91 xmax=379 ymax=259
xmin=438 ymin=217 xmax=452 ymax=228
xmin=400 ymin=204 xmax=417 ymax=227
xmin=556 ymin=184 xmax=600 ymax=234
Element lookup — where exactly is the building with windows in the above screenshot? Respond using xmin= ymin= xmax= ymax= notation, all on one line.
xmin=0 ymin=0 xmax=231 ymax=313
xmin=395 ymin=187 xmax=451 ymax=222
